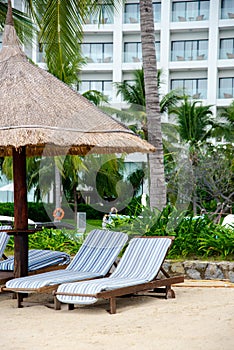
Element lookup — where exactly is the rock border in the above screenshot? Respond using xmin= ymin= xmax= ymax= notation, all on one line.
xmin=163 ymin=260 xmax=234 ymax=282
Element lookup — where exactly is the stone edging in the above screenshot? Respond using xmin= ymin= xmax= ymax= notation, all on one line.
xmin=163 ymin=260 xmax=234 ymax=283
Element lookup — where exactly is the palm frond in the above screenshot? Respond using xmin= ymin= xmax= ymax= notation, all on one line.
xmin=0 ymin=2 xmax=35 ymax=45
xmin=38 ymin=0 xmax=84 ymax=82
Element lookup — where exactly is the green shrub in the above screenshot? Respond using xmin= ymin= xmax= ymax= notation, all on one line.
xmin=3 ymin=201 xmax=234 ymax=260
xmin=0 ymin=202 xmax=53 ymax=222
xmin=198 ymin=227 xmax=234 ymax=259
xmin=28 ymin=203 xmax=54 ymax=222
xmin=106 ymin=204 xmax=234 ymax=260
xmin=0 ymin=202 xmax=14 ymax=216
xmin=7 ymin=228 xmax=84 ymax=255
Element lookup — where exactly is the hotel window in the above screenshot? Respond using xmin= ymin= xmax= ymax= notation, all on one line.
xmin=124 ymin=41 xmax=160 ymax=62
xmin=220 ymin=38 xmax=234 ymax=59
xmin=219 ymin=77 xmax=234 ymax=98
xmin=153 ymin=2 xmax=161 ymax=22
xmin=124 ymin=42 xmax=142 ymax=62
xmin=171 ymin=39 xmax=208 ymax=61
xmin=124 ymin=2 xmax=161 ymax=23
xmin=172 ymin=1 xmax=209 ymax=22
xmin=171 ymin=78 xmax=207 ymax=99
xmin=14 ymin=0 xmax=23 ymax=10
xmin=37 ymin=42 xmax=46 ymax=63
xmin=81 ymin=43 xmax=113 ymax=63
xmin=221 ymin=0 xmax=234 ymax=19
xmin=78 ymin=80 xmax=113 ymax=100
xmin=84 ymin=5 xmax=114 ymax=24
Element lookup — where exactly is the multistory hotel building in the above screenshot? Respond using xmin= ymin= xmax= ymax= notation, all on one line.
xmin=2 ymin=1 xmax=233 ymax=117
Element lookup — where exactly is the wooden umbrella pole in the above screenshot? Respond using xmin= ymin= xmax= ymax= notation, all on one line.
xmin=13 ymin=146 xmax=28 ymax=278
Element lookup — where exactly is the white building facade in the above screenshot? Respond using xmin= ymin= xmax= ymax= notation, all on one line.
xmin=4 ymin=1 xmax=233 ymax=116
xmin=77 ymin=0 xmax=234 ymax=118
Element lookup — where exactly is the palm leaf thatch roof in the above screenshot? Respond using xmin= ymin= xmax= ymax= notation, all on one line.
xmin=0 ymin=2 xmax=155 ymax=157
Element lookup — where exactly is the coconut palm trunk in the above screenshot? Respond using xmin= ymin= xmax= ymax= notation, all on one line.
xmin=139 ymin=0 xmax=166 ymax=210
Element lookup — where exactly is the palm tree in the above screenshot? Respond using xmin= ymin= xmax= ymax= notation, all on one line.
xmin=219 ymin=100 xmax=234 ymax=142
xmin=169 ymin=96 xmax=217 ymax=213
xmin=139 ymin=0 xmax=166 ymax=210
xmin=115 ymin=68 xmax=181 ymax=112
xmin=114 ymin=68 xmax=181 ymax=139
xmin=23 ymin=1 xmax=118 ymax=82
xmin=169 ymin=96 xmax=215 ymax=152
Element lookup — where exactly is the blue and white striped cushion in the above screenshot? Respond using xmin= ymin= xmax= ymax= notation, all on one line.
xmin=6 ymin=270 xmax=102 ymax=289
xmin=6 ymin=229 xmax=128 ymax=290
xmin=56 ymin=237 xmax=172 ymax=305
xmin=0 ymin=249 xmax=70 ymax=271
xmin=0 ymin=226 xmax=11 ymax=259
xmin=67 ymin=229 xmax=128 ymax=275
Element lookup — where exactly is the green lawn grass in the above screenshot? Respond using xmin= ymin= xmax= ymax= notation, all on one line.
xmin=63 ymin=218 xmax=102 ymax=232
xmin=86 ymin=219 xmax=103 ymax=232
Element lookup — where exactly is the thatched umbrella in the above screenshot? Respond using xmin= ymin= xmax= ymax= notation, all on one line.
xmin=0 ymin=0 xmax=155 ymax=279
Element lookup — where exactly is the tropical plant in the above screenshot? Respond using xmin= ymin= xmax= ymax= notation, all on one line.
xmin=6 ymin=228 xmax=84 ymax=255
xmin=115 ymin=68 xmax=181 ymax=113
xmin=198 ymin=227 xmax=234 ymax=259
xmin=193 ymin=143 xmax=234 ymax=219
xmin=26 ymin=1 xmax=119 ymax=82
xmin=106 ymin=204 xmax=234 ymax=259
xmin=127 ymin=168 xmax=145 ymax=197
xmin=114 ymin=68 xmax=182 ymax=140
xmin=169 ymin=96 xmax=215 ymax=150
xmin=0 ymin=0 xmax=34 ymax=44
xmin=78 ymin=154 xmax=125 ymax=202
xmin=168 ymin=96 xmax=219 ymax=214
xmin=57 ymin=155 xmax=86 ymax=221
xmin=82 ymin=89 xmax=109 ymax=106
xmin=219 ymin=100 xmax=234 ymax=142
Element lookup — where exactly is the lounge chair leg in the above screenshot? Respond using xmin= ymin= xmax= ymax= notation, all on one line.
xmin=166 ymin=286 xmax=175 ymax=299
xmin=17 ymin=293 xmax=23 ymax=308
xmin=54 ymin=296 xmax=61 ymax=310
xmin=109 ymin=297 xmax=116 ymax=314
xmin=68 ymin=304 xmax=74 ymax=311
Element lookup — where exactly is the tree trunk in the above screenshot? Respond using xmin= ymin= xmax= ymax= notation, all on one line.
xmin=13 ymin=147 xmax=28 ymax=278
xmin=139 ymin=0 xmax=166 ymax=210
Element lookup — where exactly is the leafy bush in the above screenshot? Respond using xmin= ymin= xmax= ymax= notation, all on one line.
xmin=107 ymin=204 xmax=234 ymax=260
xmin=6 ymin=228 xmax=84 ymax=255
xmin=3 ymin=202 xmax=234 ymax=260
xmin=0 ymin=202 xmax=14 ymax=217
xmin=0 ymin=202 xmax=53 ymax=222
xmin=28 ymin=203 xmax=54 ymax=222
xmin=198 ymin=227 xmax=234 ymax=258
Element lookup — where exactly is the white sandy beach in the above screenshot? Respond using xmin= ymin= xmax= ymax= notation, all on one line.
xmin=0 ymin=281 xmax=233 ymax=350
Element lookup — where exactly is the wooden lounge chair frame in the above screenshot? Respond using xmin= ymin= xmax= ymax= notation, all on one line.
xmin=1 ymin=230 xmax=128 ymax=308
xmin=2 ymin=266 xmax=117 ymax=308
xmin=54 ymin=236 xmax=184 ymax=314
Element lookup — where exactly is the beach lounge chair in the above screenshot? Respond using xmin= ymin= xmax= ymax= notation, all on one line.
xmin=54 ymin=236 xmax=184 ymax=314
xmin=0 ymin=226 xmax=70 ymax=285
xmin=2 ymin=229 xmax=128 ymax=307
xmin=0 ymin=226 xmax=11 ymax=260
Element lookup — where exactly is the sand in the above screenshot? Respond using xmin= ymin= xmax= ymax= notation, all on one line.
xmin=0 ymin=281 xmax=233 ymax=350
